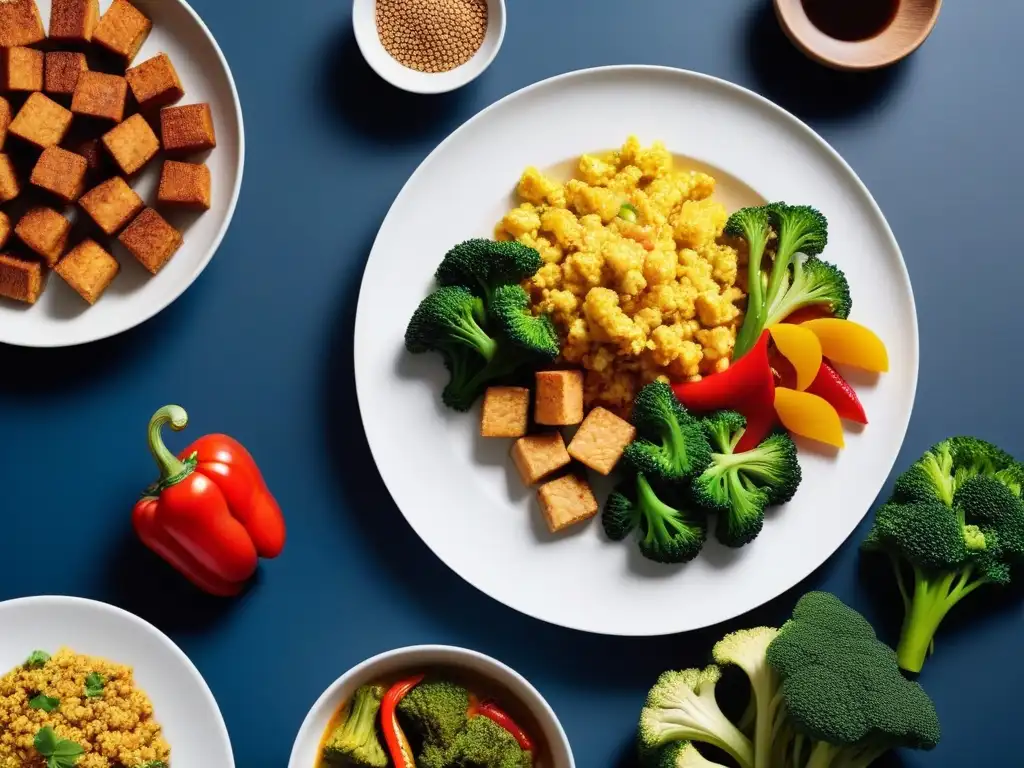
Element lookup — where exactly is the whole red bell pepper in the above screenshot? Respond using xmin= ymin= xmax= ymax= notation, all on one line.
xmin=671 ymin=330 xmax=777 ymax=452
xmin=132 ymin=405 xmax=286 ymax=597
xmin=805 ymin=359 xmax=868 ymax=424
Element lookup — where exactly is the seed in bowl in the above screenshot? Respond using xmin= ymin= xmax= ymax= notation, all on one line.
xmin=375 ymin=0 xmax=488 ymax=74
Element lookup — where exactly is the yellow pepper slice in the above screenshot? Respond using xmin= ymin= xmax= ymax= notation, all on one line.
xmin=769 ymin=324 xmax=823 ymax=391
xmin=774 ymin=387 xmax=845 ymax=448
xmin=800 ymin=318 xmax=889 ymax=373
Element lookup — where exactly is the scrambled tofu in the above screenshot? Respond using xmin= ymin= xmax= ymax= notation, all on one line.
xmin=496 ymin=136 xmax=745 ymax=412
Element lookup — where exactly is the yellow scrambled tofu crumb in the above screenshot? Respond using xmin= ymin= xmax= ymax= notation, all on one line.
xmin=496 ymin=136 xmax=746 ymax=412
xmin=0 ymin=649 xmax=170 ymax=768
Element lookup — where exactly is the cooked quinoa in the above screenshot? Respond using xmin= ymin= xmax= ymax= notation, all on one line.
xmin=0 ymin=648 xmax=170 ymax=768
xmin=497 ymin=136 xmax=747 ymax=413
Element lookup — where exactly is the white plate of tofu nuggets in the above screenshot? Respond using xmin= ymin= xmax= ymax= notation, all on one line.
xmin=0 ymin=0 xmax=242 ymax=347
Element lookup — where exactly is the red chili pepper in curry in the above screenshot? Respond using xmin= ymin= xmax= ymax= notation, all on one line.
xmin=132 ymin=405 xmax=286 ymax=597
xmin=381 ymin=675 xmax=424 ymax=768
xmin=476 ymin=701 xmax=535 ymax=752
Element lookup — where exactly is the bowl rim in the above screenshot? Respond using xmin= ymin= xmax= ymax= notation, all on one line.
xmin=351 ymin=0 xmax=507 ymax=94
xmin=287 ymin=644 xmax=575 ymax=768
xmin=774 ymin=0 xmax=943 ymax=71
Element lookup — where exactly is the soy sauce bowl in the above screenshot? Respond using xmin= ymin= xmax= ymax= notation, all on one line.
xmin=774 ymin=0 xmax=942 ymax=71
xmin=352 ymin=0 xmax=506 ymax=94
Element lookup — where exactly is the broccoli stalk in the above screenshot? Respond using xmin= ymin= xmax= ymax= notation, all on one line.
xmin=648 ymin=741 xmax=732 ymax=768
xmin=712 ymin=628 xmax=780 ymax=768
xmin=863 ymin=437 xmax=1024 ymax=672
xmin=726 ymin=207 xmax=771 ymax=360
xmin=322 ymin=685 xmax=388 ymax=767
xmin=622 ymin=382 xmax=713 ymax=484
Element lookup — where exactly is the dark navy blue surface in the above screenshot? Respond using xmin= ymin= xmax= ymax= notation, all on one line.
xmin=1 ymin=1 xmax=1021 ymax=765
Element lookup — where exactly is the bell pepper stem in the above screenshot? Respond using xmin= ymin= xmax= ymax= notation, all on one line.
xmin=148 ymin=405 xmax=190 ymax=482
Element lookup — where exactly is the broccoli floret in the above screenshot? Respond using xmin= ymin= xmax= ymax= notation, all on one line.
xmin=435 ymin=239 xmax=543 ymax=304
xmin=322 ymin=685 xmax=388 ymax=767
xmin=642 ymin=741 xmax=731 ymax=768
xmin=624 ymin=382 xmax=712 ymax=484
xmin=603 ymin=487 xmax=640 ymax=541
xmin=607 ymin=474 xmax=706 ymax=564
xmin=764 ymin=254 xmax=851 ymax=326
xmin=397 ymin=680 xmax=469 ymax=759
xmin=489 ymin=284 xmax=559 ymax=360
xmin=425 ymin=715 xmax=531 ymax=768
xmin=863 ymin=438 xmax=1024 ymax=672
xmin=765 ymin=592 xmax=940 ymax=768
xmin=693 ymin=412 xmax=802 ymax=547
xmin=638 ymin=666 xmax=754 ymax=768
xmin=724 ymin=206 xmax=771 ymax=360
xmin=712 ymin=628 xmax=780 ymax=767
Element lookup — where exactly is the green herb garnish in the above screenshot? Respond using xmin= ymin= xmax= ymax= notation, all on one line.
xmin=618 ymin=202 xmax=638 ymax=223
xmin=25 ymin=650 xmax=51 ymax=668
xmin=34 ymin=726 xmax=83 ymax=768
xmin=29 ymin=694 xmax=60 ymax=713
xmin=84 ymin=672 xmax=105 ymax=698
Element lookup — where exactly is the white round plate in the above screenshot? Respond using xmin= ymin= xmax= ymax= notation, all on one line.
xmin=0 ymin=595 xmax=234 ymax=765
xmin=355 ymin=66 xmax=918 ymax=636
xmin=0 ymin=0 xmax=244 ymax=348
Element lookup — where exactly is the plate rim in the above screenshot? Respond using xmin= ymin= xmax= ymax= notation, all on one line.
xmin=0 ymin=0 xmax=246 ymax=349
xmin=354 ymin=64 xmax=920 ymax=636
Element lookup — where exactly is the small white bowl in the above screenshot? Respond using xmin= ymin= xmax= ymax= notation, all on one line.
xmin=288 ymin=645 xmax=575 ymax=768
xmin=352 ymin=0 xmax=506 ymax=94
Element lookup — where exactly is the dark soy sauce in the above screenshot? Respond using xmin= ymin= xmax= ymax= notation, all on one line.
xmin=802 ymin=0 xmax=899 ymax=41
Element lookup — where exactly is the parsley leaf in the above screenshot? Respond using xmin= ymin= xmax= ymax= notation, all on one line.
xmin=83 ymin=672 xmax=105 ymax=698
xmin=25 ymin=650 xmax=51 ymax=668
xmin=29 ymin=693 xmax=60 ymax=712
xmin=34 ymin=726 xmax=83 ymax=768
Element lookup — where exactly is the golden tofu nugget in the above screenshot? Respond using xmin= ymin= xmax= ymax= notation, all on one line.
xmin=16 ymin=207 xmax=71 ymax=266
xmin=103 ymin=113 xmax=160 ymax=175
xmin=0 ymin=252 xmax=45 ymax=304
xmin=127 ymin=53 xmax=185 ymax=111
xmin=0 ymin=0 xmax=45 ymax=47
xmin=93 ymin=0 xmax=152 ymax=62
xmin=56 ymin=239 xmax=120 ymax=304
xmin=49 ymin=0 xmax=100 ymax=42
xmin=567 ymin=406 xmax=636 ymax=475
xmin=510 ymin=432 xmax=571 ymax=486
xmin=79 ymin=176 xmax=144 ymax=235
xmin=31 ymin=146 xmax=89 ymax=203
xmin=160 ymin=102 xmax=216 ymax=152
xmin=3 ymin=46 xmax=44 ymax=92
xmin=9 ymin=93 xmax=73 ymax=149
xmin=480 ymin=386 xmax=530 ymax=438
xmin=534 ymin=370 xmax=585 ymax=426
xmin=44 ymin=51 xmax=88 ymax=96
xmin=537 ymin=474 xmax=599 ymax=533
xmin=119 ymin=207 xmax=182 ymax=274
xmin=157 ymin=159 xmax=211 ymax=210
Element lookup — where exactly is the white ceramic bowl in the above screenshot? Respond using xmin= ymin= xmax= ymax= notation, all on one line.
xmin=288 ymin=645 xmax=574 ymax=768
xmin=352 ymin=0 xmax=506 ymax=94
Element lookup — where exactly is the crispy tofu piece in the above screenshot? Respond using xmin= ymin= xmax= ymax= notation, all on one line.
xmin=480 ymin=386 xmax=529 ymax=438
xmin=71 ymin=71 xmax=128 ymax=122
xmin=0 ymin=97 xmax=9 ymax=150
xmin=45 ymin=51 xmax=87 ymax=96
xmin=126 ymin=53 xmax=184 ymax=111
xmin=79 ymin=176 xmax=143 ymax=235
xmin=3 ymin=46 xmax=44 ymax=92
xmin=0 ymin=0 xmax=45 ymax=47
xmin=510 ymin=432 xmax=571 ymax=486
xmin=102 ymin=113 xmax=159 ymax=175
xmin=567 ymin=407 xmax=637 ymax=475
xmin=0 ymin=212 xmax=9 ymax=250
xmin=55 ymin=239 xmax=119 ymax=304
xmin=9 ymin=93 xmax=73 ymax=149
xmin=534 ymin=370 xmax=585 ymax=426
xmin=537 ymin=474 xmax=599 ymax=533
xmin=161 ymin=103 xmax=216 ymax=153
xmin=31 ymin=146 xmax=88 ymax=203
xmin=93 ymin=0 xmax=151 ymax=62
xmin=16 ymin=207 xmax=70 ymax=266
xmin=0 ymin=153 xmax=20 ymax=203
xmin=49 ymin=0 xmax=99 ymax=42
xmin=119 ymin=208 xmax=182 ymax=274
xmin=0 ymin=252 xmax=45 ymax=304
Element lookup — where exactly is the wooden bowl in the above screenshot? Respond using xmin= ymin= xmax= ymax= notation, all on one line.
xmin=774 ymin=0 xmax=942 ymax=71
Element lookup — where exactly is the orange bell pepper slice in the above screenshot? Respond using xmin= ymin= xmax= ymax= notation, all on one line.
xmin=774 ymin=387 xmax=845 ymax=448
xmin=800 ymin=318 xmax=889 ymax=373
xmin=769 ymin=324 xmax=822 ymax=391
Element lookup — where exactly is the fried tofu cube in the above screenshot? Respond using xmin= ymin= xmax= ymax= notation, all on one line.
xmin=16 ymin=207 xmax=70 ymax=266
xmin=78 ymin=176 xmax=143 ymax=235
xmin=534 ymin=370 xmax=585 ymax=426
xmin=9 ymin=93 xmax=73 ymax=149
xmin=0 ymin=252 xmax=45 ymax=304
xmin=480 ymin=386 xmax=529 ymax=438
xmin=157 ymin=160 xmax=210 ymax=209
xmin=511 ymin=432 xmax=571 ymax=486
xmin=102 ymin=114 xmax=159 ymax=176
xmin=0 ymin=212 xmax=9 ymax=250
xmin=161 ymin=103 xmax=216 ymax=153
xmin=537 ymin=474 xmax=599 ymax=533
xmin=567 ymin=407 xmax=637 ymax=475
xmin=49 ymin=0 xmax=99 ymax=42
xmin=0 ymin=0 xmax=45 ymax=47
xmin=44 ymin=51 xmax=87 ymax=96
xmin=31 ymin=146 xmax=88 ymax=203
xmin=71 ymin=71 xmax=128 ymax=122
xmin=0 ymin=97 xmax=9 ymax=150
xmin=93 ymin=0 xmax=151 ymax=62
xmin=3 ymin=47 xmax=44 ymax=92
xmin=126 ymin=53 xmax=184 ymax=111
xmin=0 ymin=153 xmax=20 ymax=203
xmin=55 ymin=239 xmax=119 ymax=304
xmin=119 ymin=208 xmax=182 ymax=274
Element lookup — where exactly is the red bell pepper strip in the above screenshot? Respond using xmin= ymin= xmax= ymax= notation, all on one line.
xmin=381 ymin=675 xmax=424 ymax=768
xmin=132 ymin=405 xmax=286 ymax=597
xmin=476 ymin=701 xmax=535 ymax=752
xmin=671 ymin=330 xmax=777 ymax=452
xmin=805 ymin=359 xmax=868 ymax=424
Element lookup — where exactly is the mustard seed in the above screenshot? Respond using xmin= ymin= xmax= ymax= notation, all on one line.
xmin=375 ymin=0 xmax=488 ymax=74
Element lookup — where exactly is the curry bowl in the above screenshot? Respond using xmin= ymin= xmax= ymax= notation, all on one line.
xmin=287 ymin=645 xmax=575 ymax=768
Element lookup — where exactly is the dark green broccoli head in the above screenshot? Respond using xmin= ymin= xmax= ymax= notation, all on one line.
xmin=397 ymin=680 xmax=469 ymax=755
xmin=634 ymin=474 xmax=707 ymax=564
xmin=322 ymin=685 xmax=388 ymax=768
xmin=893 ymin=437 xmax=1024 ymax=507
xmin=766 ymin=592 xmax=940 ymax=752
xmin=489 ymin=284 xmax=559 ymax=361
xmin=764 ymin=255 xmax=851 ymax=325
xmin=603 ymin=483 xmax=641 ymax=541
xmin=435 ymin=239 xmax=542 ymax=301
xmin=723 ymin=206 xmax=770 ymax=252
xmin=862 ymin=500 xmax=971 ymax=572
xmin=699 ymin=410 xmax=746 ymax=454
xmin=432 ymin=715 xmax=531 ymax=768
xmin=626 ymin=383 xmax=712 ymax=483
xmin=405 ymin=286 xmax=496 ymax=360
xmin=766 ymin=203 xmax=828 ymax=259
xmin=954 ymin=475 xmax=1024 ymax=562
